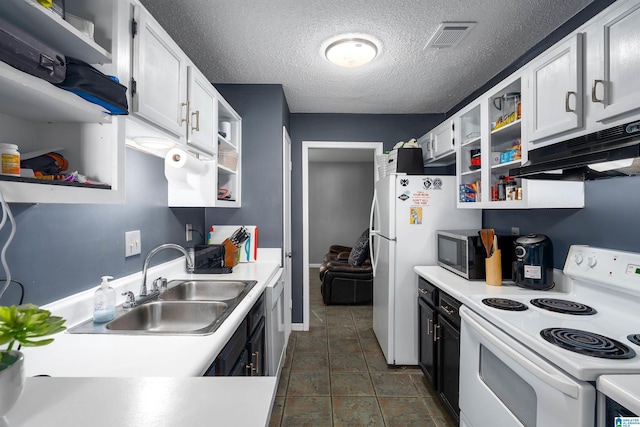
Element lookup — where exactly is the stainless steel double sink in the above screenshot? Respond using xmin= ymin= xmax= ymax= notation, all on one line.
xmin=68 ymin=279 xmax=257 ymax=336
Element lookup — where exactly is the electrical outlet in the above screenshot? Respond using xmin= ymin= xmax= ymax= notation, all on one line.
xmin=125 ymin=230 xmax=141 ymax=257
xmin=186 ymin=224 xmax=193 ymax=242
xmin=511 ymin=226 xmax=520 ymax=236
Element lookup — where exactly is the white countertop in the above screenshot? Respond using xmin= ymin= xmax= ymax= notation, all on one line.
xmin=4 ymin=376 xmax=278 ymax=427
xmin=21 ymin=254 xmax=281 ymax=377
xmin=598 ymin=375 xmax=640 ymax=415
xmin=413 ymin=265 xmax=571 ymax=308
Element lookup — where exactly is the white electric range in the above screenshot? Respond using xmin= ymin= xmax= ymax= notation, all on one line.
xmin=459 ymin=245 xmax=640 ymax=427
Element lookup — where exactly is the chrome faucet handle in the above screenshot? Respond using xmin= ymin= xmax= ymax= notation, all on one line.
xmin=150 ymin=278 xmax=160 ymax=293
xmin=122 ymin=291 xmax=136 ymax=308
xmin=159 ymin=277 xmax=168 ymax=291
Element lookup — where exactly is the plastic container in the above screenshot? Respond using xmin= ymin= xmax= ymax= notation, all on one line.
xmin=0 ymin=143 xmax=20 ymax=176
xmin=218 ymin=149 xmax=238 ymax=171
xmin=93 ymin=275 xmax=115 ymax=323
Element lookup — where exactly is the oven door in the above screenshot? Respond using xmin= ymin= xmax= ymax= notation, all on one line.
xmin=460 ymin=306 xmax=595 ymax=427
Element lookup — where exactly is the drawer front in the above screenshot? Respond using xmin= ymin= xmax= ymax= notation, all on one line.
xmin=439 ymin=292 xmax=461 ymax=329
xmin=247 ymin=292 xmax=265 ymax=335
xmin=418 ymin=277 xmax=439 ymax=307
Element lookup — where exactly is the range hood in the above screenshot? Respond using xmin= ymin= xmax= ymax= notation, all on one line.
xmin=509 ymin=120 xmax=640 ymax=180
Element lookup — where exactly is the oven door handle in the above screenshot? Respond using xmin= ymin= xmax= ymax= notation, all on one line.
xmin=461 ymin=307 xmax=580 ymax=399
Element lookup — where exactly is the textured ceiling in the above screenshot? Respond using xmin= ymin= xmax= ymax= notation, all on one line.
xmin=139 ymin=0 xmax=594 ymax=114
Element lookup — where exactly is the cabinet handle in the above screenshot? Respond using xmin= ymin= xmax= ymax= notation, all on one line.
xmin=180 ymin=102 xmax=189 ymax=125
xmin=246 ymin=363 xmax=253 ymax=376
xmin=252 ymin=351 xmax=260 ymax=375
xmin=592 ymin=80 xmax=604 ymax=104
xmin=418 ymin=288 xmax=431 ymax=296
xmin=565 ymin=91 xmax=576 ymax=112
xmin=191 ymin=110 xmax=200 ymax=132
xmin=433 ymin=323 xmax=440 ymax=342
xmin=441 ymin=305 xmax=455 ymax=316
xmin=427 ymin=318 xmax=432 ymax=335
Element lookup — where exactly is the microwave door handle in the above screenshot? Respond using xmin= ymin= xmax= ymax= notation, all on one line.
xmin=369 ymin=190 xmax=378 ymax=275
xmin=460 ymin=307 xmax=580 ymax=399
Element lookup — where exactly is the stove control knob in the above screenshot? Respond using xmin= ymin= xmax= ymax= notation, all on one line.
xmin=574 ymin=254 xmax=584 ymax=265
xmin=588 ymin=256 xmax=597 ymax=268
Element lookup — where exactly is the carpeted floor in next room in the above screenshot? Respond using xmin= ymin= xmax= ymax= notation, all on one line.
xmin=268 ymin=267 xmax=457 ymax=426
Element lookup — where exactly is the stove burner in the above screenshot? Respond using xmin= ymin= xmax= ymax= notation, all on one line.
xmin=628 ymin=334 xmax=640 ymax=346
xmin=540 ymin=328 xmax=635 ymax=359
xmin=530 ymin=298 xmax=597 ymax=315
xmin=482 ymin=298 xmax=528 ymax=311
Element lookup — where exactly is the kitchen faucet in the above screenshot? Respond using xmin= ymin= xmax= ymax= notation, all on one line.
xmin=139 ymin=243 xmax=194 ymax=299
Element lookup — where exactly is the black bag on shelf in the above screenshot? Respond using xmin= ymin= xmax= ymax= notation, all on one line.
xmin=0 ymin=15 xmax=66 ymax=83
xmin=54 ymin=57 xmax=129 ymax=115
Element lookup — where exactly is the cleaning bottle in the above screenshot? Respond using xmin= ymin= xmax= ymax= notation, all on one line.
xmin=93 ymin=275 xmax=115 ymax=323
xmin=207 ymin=226 xmax=214 ymax=244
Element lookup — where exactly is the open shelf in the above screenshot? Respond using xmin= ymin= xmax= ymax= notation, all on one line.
xmin=0 ymin=0 xmax=112 ymax=64
xmin=0 ymin=62 xmax=112 ymax=123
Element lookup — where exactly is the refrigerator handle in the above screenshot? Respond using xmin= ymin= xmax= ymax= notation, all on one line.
xmin=369 ymin=189 xmax=378 ymax=275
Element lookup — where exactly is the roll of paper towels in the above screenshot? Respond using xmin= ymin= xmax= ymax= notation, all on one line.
xmin=220 ymin=121 xmax=231 ymax=139
xmin=164 ymin=148 xmax=205 ymax=189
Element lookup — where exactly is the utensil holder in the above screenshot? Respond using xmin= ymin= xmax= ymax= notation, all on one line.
xmin=485 ymin=250 xmax=502 ymax=286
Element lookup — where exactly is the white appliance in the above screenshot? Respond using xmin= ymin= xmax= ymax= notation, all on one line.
xmin=265 ymin=269 xmax=286 ymax=376
xmin=369 ymin=174 xmax=481 ymax=365
xmin=460 ymin=245 xmax=640 ymax=427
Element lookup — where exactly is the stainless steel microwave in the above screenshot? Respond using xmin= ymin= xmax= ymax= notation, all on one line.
xmin=436 ymin=230 xmax=516 ymax=280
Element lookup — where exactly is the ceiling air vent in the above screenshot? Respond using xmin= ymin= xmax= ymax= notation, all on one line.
xmin=425 ymin=22 xmax=477 ymax=49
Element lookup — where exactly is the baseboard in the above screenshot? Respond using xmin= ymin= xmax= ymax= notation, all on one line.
xmin=309 ymin=263 xmax=321 ymax=268
xmin=292 ymin=323 xmax=305 ymax=331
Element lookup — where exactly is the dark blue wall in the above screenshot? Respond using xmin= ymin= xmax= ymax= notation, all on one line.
xmin=0 ymin=148 xmax=203 ymax=306
xmin=483 ymin=175 xmax=640 ymax=269
xmin=289 ymin=113 xmax=444 ymax=322
xmin=206 ymin=85 xmax=289 ymax=249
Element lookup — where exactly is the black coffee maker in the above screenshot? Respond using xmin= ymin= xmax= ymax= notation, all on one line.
xmin=513 ymin=234 xmax=554 ymax=290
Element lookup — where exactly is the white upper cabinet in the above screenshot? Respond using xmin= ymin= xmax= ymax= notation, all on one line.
xmin=586 ymin=0 xmax=640 ymax=123
xmin=420 ymin=119 xmax=455 ymax=165
xmin=431 ymin=120 xmax=455 ymax=161
xmin=131 ymin=6 xmax=188 ymax=137
xmin=528 ymin=34 xmax=583 ymax=143
xmin=186 ymin=65 xmax=217 ymax=155
xmin=455 ymin=75 xmax=584 ymax=210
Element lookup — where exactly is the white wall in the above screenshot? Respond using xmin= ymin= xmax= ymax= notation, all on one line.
xmin=308 ymin=161 xmax=374 ymax=264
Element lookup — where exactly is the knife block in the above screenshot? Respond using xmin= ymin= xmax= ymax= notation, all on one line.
xmin=222 ymin=238 xmax=239 ymax=268
xmin=485 ymin=250 xmax=502 ymax=286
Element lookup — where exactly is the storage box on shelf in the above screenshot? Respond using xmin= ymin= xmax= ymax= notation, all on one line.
xmin=0 ymin=0 xmax=125 ymax=204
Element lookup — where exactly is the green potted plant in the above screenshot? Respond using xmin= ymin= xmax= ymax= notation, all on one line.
xmin=0 ymin=304 xmax=66 ymax=417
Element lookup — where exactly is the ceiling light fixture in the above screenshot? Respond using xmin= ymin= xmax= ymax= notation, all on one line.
xmin=325 ymin=37 xmax=378 ymax=68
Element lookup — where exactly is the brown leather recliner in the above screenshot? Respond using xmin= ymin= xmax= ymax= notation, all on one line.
xmin=318 ymin=230 xmax=373 ymax=305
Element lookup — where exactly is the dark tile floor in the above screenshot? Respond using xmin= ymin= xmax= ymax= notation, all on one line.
xmin=269 ymin=268 xmax=457 ymax=427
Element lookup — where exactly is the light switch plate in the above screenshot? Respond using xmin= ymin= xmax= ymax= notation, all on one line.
xmin=125 ymin=230 xmax=141 ymax=257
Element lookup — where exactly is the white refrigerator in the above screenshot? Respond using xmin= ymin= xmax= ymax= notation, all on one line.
xmin=369 ymin=174 xmax=481 ymax=365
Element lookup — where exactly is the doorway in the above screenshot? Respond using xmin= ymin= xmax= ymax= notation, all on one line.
xmin=300 ymin=141 xmax=383 ymax=331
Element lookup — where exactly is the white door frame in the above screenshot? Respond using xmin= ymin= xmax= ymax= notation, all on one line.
xmin=282 ymin=127 xmax=292 ymax=343
xmin=301 ymin=141 xmax=383 ymax=331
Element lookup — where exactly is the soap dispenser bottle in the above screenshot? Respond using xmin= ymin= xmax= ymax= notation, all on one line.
xmin=93 ymin=275 xmax=115 ymax=323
